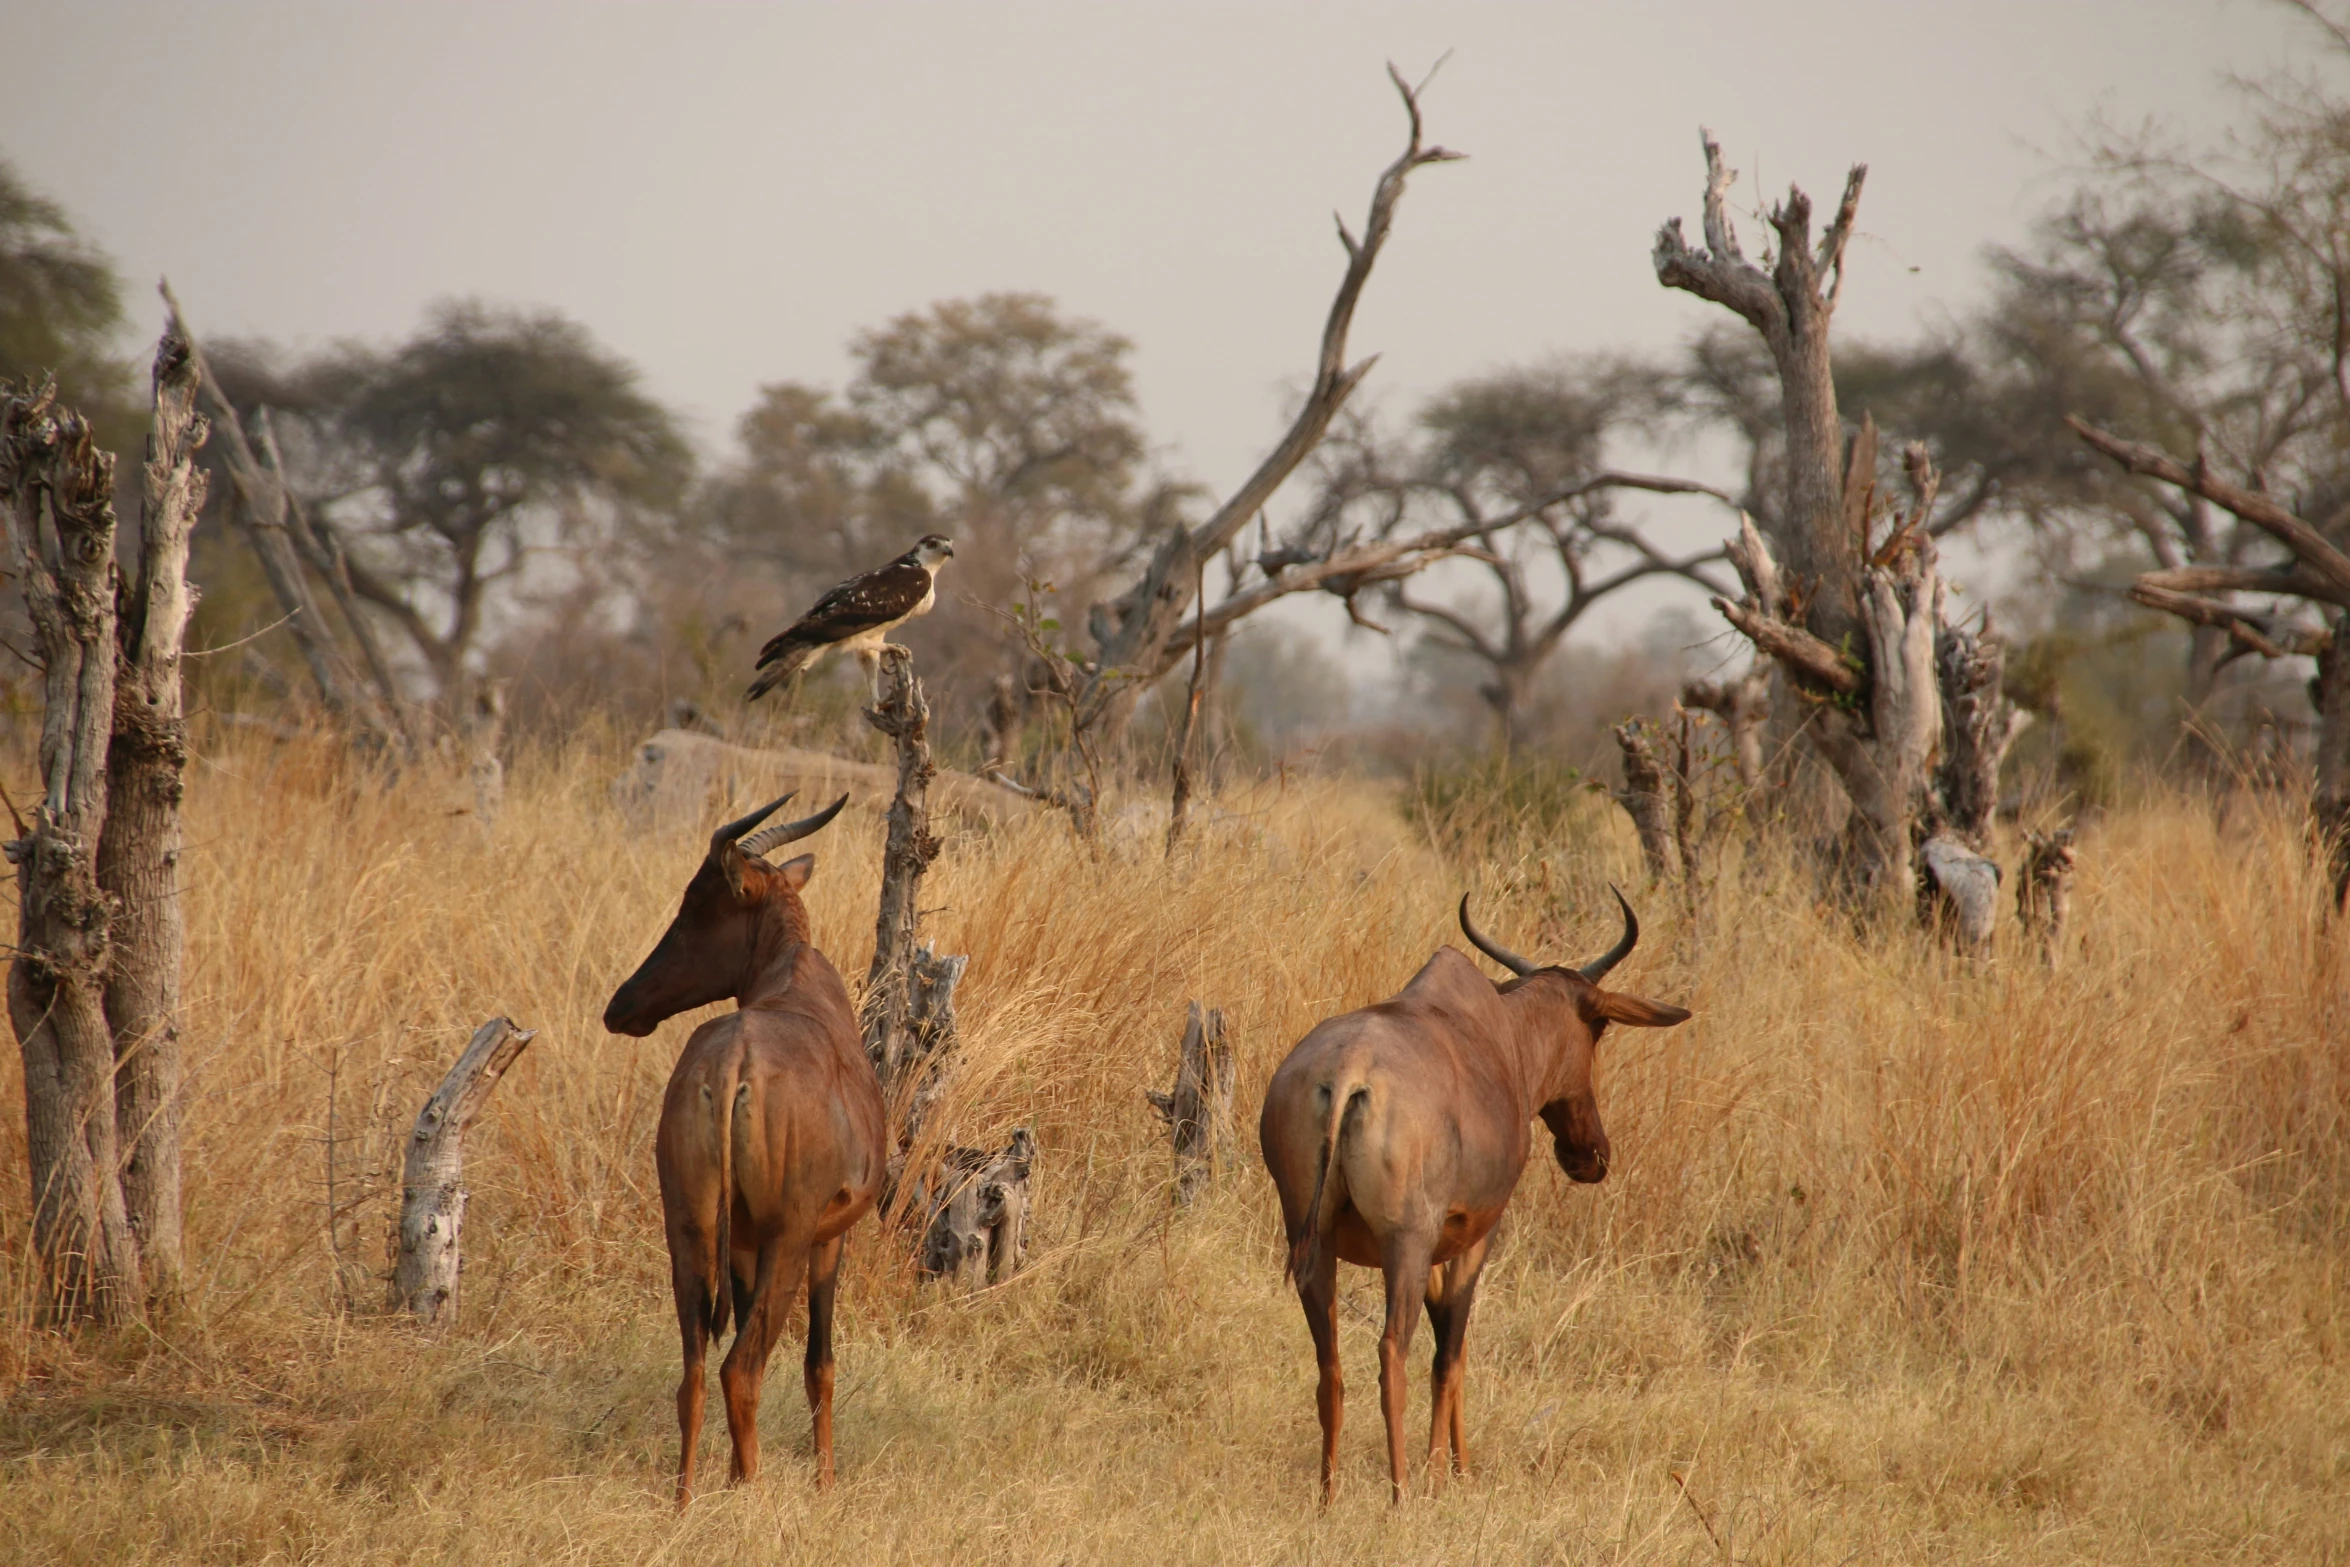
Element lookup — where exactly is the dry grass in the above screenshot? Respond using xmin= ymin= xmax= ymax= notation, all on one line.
xmin=1 ymin=725 xmax=2345 ymax=1565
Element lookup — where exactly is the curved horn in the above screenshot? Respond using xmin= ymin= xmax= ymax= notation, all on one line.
xmin=1458 ymin=894 xmax=1535 ymax=977
xmin=740 ymin=792 xmax=849 ymax=859
xmin=708 ymin=791 xmax=796 ymax=860
xmin=1578 ymin=885 xmax=1640 ymax=981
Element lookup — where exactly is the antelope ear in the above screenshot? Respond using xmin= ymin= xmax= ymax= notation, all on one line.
xmin=1594 ymin=991 xmax=1691 ymax=1028
xmin=776 ymin=853 xmax=815 ymax=891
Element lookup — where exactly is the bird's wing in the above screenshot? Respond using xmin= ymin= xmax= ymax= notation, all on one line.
xmin=754 ymin=558 xmax=929 ymax=667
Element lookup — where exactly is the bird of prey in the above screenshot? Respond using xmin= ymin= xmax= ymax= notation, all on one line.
xmin=745 ymin=534 xmax=956 ymax=702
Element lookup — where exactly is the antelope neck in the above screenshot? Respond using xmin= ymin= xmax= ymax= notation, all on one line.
xmin=737 ymin=898 xmax=813 ymax=1009
xmin=1499 ymin=969 xmax=1589 ymax=1108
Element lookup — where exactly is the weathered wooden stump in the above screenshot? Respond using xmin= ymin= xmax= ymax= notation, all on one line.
xmin=1921 ymin=834 xmax=2003 ymax=951
xmin=390 ymin=1017 xmax=535 ymax=1324
xmin=918 ymin=1128 xmax=1034 ymax=1290
xmin=1146 ymin=1002 xmax=1234 ymax=1206
xmin=2019 ymin=828 xmax=2078 ymax=967
xmin=1612 ymin=720 xmax=1676 ymax=884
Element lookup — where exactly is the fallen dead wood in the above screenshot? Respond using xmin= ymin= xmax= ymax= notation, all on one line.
xmin=916 ymin=1129 xmax=1035 ymax=1290
xmin=610 ymin=727 xmax=1028 ymax=834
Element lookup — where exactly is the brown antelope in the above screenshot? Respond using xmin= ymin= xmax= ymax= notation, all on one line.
xmin=603 ymin=792 xmax=886 ymax=1508
xmin=1258 ymin=890 xmax=1690 ymax=1505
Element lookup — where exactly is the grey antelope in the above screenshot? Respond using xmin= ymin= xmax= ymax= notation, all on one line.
xmin=1258 ymin=890 xmax=1691 ymax=1505
xmin=603 ymin=792 xmax=886 ymax=1508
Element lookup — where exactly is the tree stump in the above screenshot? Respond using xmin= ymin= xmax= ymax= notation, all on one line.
xmin=1921 ymin=835 xmax=2002 ymax=951
xmin=2019 ymin=829 xmax=2078 ymax=967
xmin=1146 ymin=1003 xmax=1234 ymax=1206
xmin=918 ymin=1128 xmax=1034 ymax=1290
xmin=1611 ymin=721 xmax=1676 ymax=884
xmin=462 ymin=679 xmax=507 ymax=830
xmin=390 ymin=1017 xmax=535 ymax=1324
xmin=894 ymin=941 xmax=969 ymax=1149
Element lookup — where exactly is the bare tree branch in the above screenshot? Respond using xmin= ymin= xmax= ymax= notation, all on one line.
xmin=2128 ymin=579 xmax=2333 ymax=658
xmin=2139 ymin=563 xmax=2350 ymax=607
xmin=2070 ymin=415 xmax=2350 ymax=600
xmin=1712 ymin=596 xmax=1862 ymax=695
xmin=1076 ymin=64 xmax=1462 ymax=729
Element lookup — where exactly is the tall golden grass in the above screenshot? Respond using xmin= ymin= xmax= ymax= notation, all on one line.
xmin=1 ymin=724 xmax=2344 ymax=1565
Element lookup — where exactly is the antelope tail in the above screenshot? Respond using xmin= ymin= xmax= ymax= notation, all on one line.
xmin=708 ymin=1051 xmax=744 ymax=1339
xmin=1287 ymin=1080 xmax=1366 ymax=1283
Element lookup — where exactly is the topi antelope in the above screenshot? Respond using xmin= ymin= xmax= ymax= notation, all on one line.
xmin=1259 ymin=890 xmax=1690 ymax=1505
xmin=604 ymin=791 xmax=886 ymax=1508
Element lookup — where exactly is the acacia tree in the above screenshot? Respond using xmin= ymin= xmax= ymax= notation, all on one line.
xmin=0 ymin=158 xmax=138 ymax=457
xmin=1302 ymin=361 xmax=1736 ymax=751
xmin=234 ymin=301 xmax=691 ymax=698
xmin=702 ymin=294 xmax=1176 ymax=713
xmin=1653 ymin=132 xmax=2015 ymax=924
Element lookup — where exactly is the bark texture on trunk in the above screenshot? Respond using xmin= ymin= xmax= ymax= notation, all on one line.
xmin=390 ymin=1018 xmax=536 ymax=1324
xmin=1 ymin=382 xmax=142 ymax=1322
xmin=1612 ymin=721 xmax=1676 ymax=884
xmin=98 ymin=334 xmax=207 ymax=1303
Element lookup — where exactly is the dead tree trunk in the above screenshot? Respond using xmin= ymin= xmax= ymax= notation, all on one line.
xmin=389 ymin=1017 xmax=536 ymax=1324
xmin=1658 ymin=133 xmax=2018 ymax=933
xmin=462 ymin=679 xmax=507 ymax=830
xmin=861 ymin=644 xmax=949 ymax=1132
xmin=918 ymin=1128 xmax=1034 ymax=1290
xmin=1611 ymin=720 xmax=1676 ymax=883
xmin=2 ymin=380 xmax=144 ymax=1322
xmin=1145 ymin=1003 xmax=1234 ymax=1207
xmin=97 ymin=334 xmax=207 ymax=1304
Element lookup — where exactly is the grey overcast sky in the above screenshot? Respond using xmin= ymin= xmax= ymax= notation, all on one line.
xmin=0 ymin=1 xmax=2327 ymax=656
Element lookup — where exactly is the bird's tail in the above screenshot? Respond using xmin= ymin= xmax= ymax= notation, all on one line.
xmin=745 ymin=642 xmax=816 ymax=703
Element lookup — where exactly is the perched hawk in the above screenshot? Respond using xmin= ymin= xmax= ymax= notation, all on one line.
xmin=745 ymin=534 xmax=955 ymax=701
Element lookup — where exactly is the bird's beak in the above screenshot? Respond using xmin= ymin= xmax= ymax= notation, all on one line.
xmin=941 ymin=542 xmax=956 ymax=558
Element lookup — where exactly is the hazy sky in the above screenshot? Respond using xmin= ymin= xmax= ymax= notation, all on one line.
xmin=2 ymin=1 xmax=2328 ymax=658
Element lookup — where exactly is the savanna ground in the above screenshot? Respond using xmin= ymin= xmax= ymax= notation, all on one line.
xmin=1 ymin=724 xmax=2345 ymax=1566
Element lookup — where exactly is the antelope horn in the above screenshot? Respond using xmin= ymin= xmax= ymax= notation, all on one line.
xmin=1458 ymin=894 xmax=1535 ymax=977
xmin=708 ymin=791 xmax=797 ymax=860
xmin=740 ymin=792 xmax=849 ymax=859
xmin=1578 ymin=885 xmax=1640 ymax=981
